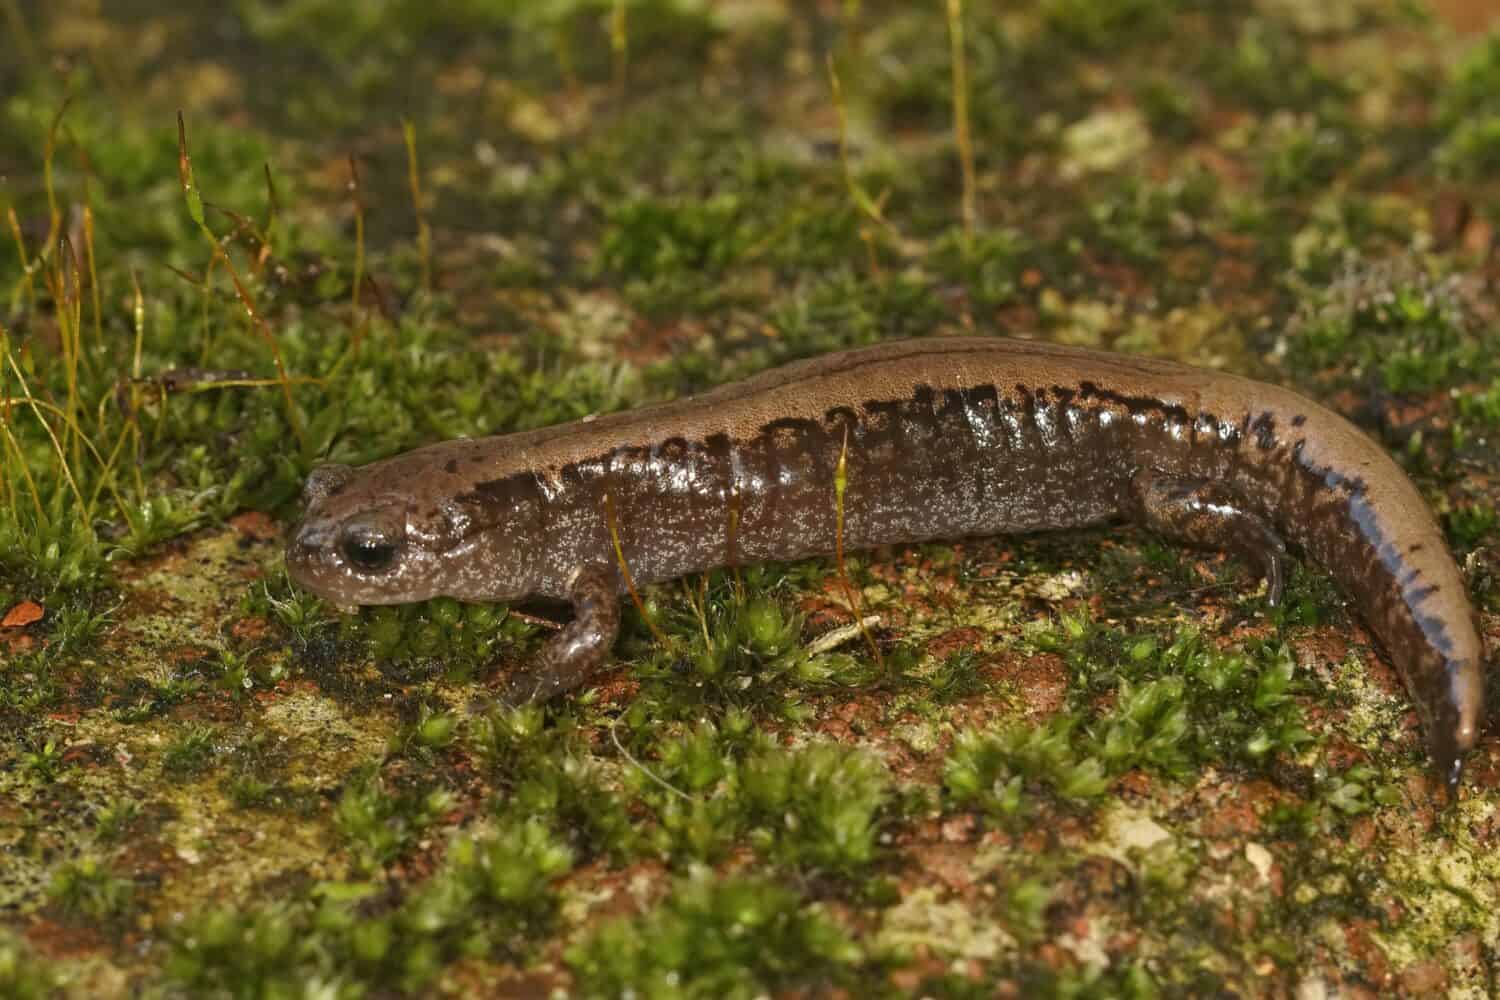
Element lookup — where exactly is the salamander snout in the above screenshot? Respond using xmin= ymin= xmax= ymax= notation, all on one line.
xmin=287 ymin=504 xmax=409 ymax=596
xmin=286 ymin=471 xmax=432 ymax=606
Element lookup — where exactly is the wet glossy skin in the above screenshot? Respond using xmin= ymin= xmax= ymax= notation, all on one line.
xmin=286 ymin=337 xmax=1487 ymax=789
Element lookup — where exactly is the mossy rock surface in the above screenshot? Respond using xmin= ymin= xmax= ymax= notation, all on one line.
xmin=3 ymin=1 xmax=1500 ymax=996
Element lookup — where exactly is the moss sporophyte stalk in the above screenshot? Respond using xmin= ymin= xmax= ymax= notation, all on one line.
xmin=2 ymin=1 xmax=1498 ymax=996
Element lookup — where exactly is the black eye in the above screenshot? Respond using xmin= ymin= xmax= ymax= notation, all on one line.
xmin=340 ymin=529 xmax=398 ymax=572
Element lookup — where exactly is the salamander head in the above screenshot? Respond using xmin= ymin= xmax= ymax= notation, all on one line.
xmin=286 ymin=459 xmax=537 ymax=608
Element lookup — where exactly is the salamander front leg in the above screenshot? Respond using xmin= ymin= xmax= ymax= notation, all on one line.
xmin=495 ymin=565 xmax=621 ymax=705
xmin=1128 ymin=470 xmax=1288 ymax=606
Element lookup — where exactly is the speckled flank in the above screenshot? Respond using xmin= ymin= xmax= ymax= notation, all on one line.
xmin=286 ymin=337 xmax=1486 ymax=786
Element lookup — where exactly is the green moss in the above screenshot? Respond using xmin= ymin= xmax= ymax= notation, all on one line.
xmin=763 ymin=270 xmax=947 ymax=366
xmin=1435 ymin=117 xmax=1500 ymax=179
xmin=1261 ymin=119 xmax=1351 ymax=198
xmin=565 ymin=870 xmax=862 ymax=998
xmin=624 ymin=570 xmax=880 ymax=722
xmin=920 ymin=962 xmax=1163 ymax=999
xmin=471 ymin=703 xmax=640 ymax=861
xmin=108 ymin=665 xmax=202 ymax=725
xmin=920 ymin=648 xmax=993 ymax=704
xmin=1207 ymin=17 xmax=1349 ymax=113
xmin=0 ymin=932 xmax=62 ymax=1000
xmin=1083 ymin=170 xmax=1220 ymax=265
xmin=390 ymin=818 xmax=574 ymax=977
xmin=219 ymin=732 xmax=317 ymax=814
xmin=43 ymin=595 xmax=115 ymax=657
xmin=1436 ymin=33 xmax=1500 ymax=178
xmin=353 ymin=598 xmax=534 ymax=680
xmin=946 ymin=621 xmax=1316 ymax=823
xmin=477 ymin=692 xmax=895 ymax=876
xmin=0 ymin=653 xmax=64 ymax=725
xmin=46 ymin=855 xmax=135 ymax=922
xmin=0 ymin=496 xmax=109 ymax=603
xmin=1288 ymin=268 xmax=1499 ymax=397
xmin=18 ymin=737 xmax=66 ymax=784
xmin=168 ymin=819 xmax=573 ymax=994
xmin=605 ymin=713 xmax=894 ymax=874
xmin=163 ymin=902 xmax=324 ymax=998
xmin=334 ymin=764 xmax=455 ymax=872
xmin=1040 ymin=0 xmax=1177 ymax=51
xmin=929 ymin=229 xmax=1029 ymax=311
xmin=92 ymin=799 xmax=142 ymax=843
xmin=740 ymin=741 xmax=890 ymax=874
xmin=4 ymin=90 xmax=274 ymax=264
xmin=598 ymin=194 xmax=753 ymax=315
xmin=1456 ymin=377 xmax=1500 ymax=428
xmin=1092 ymin=632 xmax=1313 ymax=772
xmin=235 ymin=0 xmax=721 ymax=111
xmin=161 ymin=725 xmax=219 ymax=778
xmin=945 ymin=716 xmax=1109 ymax=820
xmin=1446 ymin=502 xmax=1498 ymax=552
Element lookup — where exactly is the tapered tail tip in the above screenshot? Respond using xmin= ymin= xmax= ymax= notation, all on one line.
xmin=1431 ymin=730 xmax=1467 ymax=805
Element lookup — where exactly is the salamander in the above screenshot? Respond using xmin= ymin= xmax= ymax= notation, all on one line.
xmin=285 ymin=336 xmax=1487 ymax=788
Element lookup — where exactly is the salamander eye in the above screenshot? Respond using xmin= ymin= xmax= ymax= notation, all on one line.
xmin=339 ymin=524 xmax=401 ymax=573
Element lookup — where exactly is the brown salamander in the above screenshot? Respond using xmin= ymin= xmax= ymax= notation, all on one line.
xmin=286 ymin=337 xmax=1487 ymax=788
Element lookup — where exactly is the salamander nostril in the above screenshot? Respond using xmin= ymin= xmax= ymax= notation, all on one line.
xmin=291 ymin=523 xmax=328 ymax=551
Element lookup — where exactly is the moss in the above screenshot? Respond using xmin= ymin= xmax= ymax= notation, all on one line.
xmin=1287 ymin=265 xmax=1499 ymax=399
xmin=1207 ymin=17 xmax=1350 ymax=113
xmin=333 ymin=764 xmax=455 ymax=872
xmin=217 ymin=731 xmax=318 ymax=814
xmin=163 ymin=902 xmax=325 ymax=998
xmin=46 ymin=855 xmax=135 ymax=922
xmin=739 ymin=741 xmax=890 ymax=874
xmin=17 ymin=737 xmax=66 ymax=784
xmin=161 ymin=725 xmax=219 ymax=778
xmin=167 ymin=819 xmax=574 ymax=994
xmin=1446 ymin=502 xmax=1498 ymax=552
xmin=92 ymin=799 xmax=142 ymax=843
xmin=1435 ymin=33 xmax=1500 ymax=178
xmin=391 ymin=818 xmax=574 ymax=974
xmin=946 ymin=621 xmax=1316 ymax=824
xmin=1083 ymin=631 xmax=1314 ymax=773
xmin=605 ymin=717 xmax=894 ymax=874
xmin=565 ymin=869 xmax=862 ymax=998
xmin=597 ymin=194 xmax=754 ymax=315
xmin=0 ymin=932 xmax=61 ymax=1000
xmin=920 ymin=648 xmax=994 ymax=704
xmin=0 ymin=653 xmax=64 ymax=729
xmin=945 ymin=715 xmax=1109 ymax=821
xmin=622 ymin=570 xmax=880 ymax=722
xmin=1080 ymin=169 xmax=1219 ymax=266
xmin=927 ymin=228 xmax=1028 ymax=312
xmin=1040 ymin=0 xmax=1178 ymax=52
xmin=1261 ymin=119 xmax=1352 ymax=198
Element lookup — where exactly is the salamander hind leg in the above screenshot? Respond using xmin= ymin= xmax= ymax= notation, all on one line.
xmin=1128 ymin=470 xmax=1288 ymax=606
xmin=495 ymin=565 xmax=622 ymax=705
